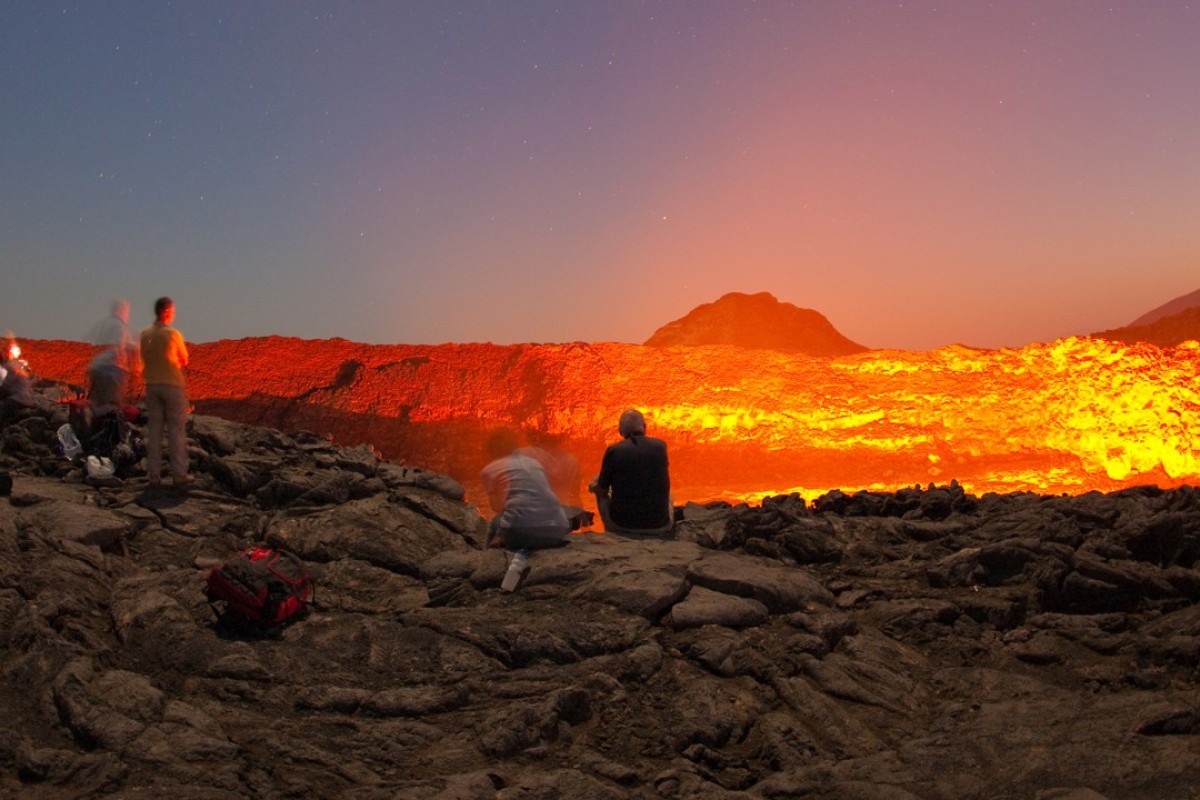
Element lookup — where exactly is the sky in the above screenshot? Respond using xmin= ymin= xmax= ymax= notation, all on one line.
xmin=3 ymin=1 xmax=1199 ymax=351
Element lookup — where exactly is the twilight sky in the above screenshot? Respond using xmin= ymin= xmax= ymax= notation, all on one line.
xmin=3 ymin=1 xmax=1198 ymax=350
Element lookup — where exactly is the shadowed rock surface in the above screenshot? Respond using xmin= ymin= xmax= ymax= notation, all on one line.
xmin=1128 ymin=287 xmax=1200 ymax=328
xmin=1092 ymin=306 xmax=1200 ymax=348
xmin=1 ymin=388 xmax=1199 ymax=799
xmin=644 ymin=292 xmax=869 ymax=356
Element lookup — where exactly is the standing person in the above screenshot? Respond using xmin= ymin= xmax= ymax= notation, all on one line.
xmin=92 ymin=300 xmax=136 ymax=363
xmin=589 ymin=409 xmax=673 ymax=535
xmin=88 ymin=299 xmax=139 ymax=412
xmin=480 ymin=428 xmax=571 ymax=550
xmin=139 ymin=297 xmax=189 ymax=487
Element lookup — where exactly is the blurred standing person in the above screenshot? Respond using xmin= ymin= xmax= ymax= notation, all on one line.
xmin=521 ymin=439 xmax=583 ymax=508
xmin=590 ymin=409 xmax=673 ymax=535
xmin=139 ymin=297 xmax=189 ymax=486
xmin=92 ymin=300 xmax=136 ymax=361
xmin=88 ymin=299 xmax=139 ymax=412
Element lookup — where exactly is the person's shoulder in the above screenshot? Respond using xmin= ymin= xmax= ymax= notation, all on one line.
xmin=641 ymin=436 xmax=669 ymax=454
xmin=483 ymin=453 xmax=522 ymax=471
xmin=512 ymin=452 xmax=545 ymax=470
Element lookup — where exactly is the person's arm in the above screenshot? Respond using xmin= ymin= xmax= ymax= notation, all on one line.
xmin=138 ymin=330 xmax=152 ymax=371
xmin=481 ymin=463 xmax=510 ymax=516
xmin=486 ymin=486 xmax=507 ymax=512
xmin=590 ymin=449 xmax=614 ymax=497
xmin=125 ymin=333 xmax=141 ymax=373
xmin=172 ymin=331 xmax=189 ymax=370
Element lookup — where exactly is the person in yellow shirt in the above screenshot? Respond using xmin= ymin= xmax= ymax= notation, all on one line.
xmin=139 ymin=297 xmax=189 ymax=486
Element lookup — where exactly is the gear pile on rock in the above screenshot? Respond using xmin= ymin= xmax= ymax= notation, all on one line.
xmin=1 ymin=384 xmax=1198 ymax=800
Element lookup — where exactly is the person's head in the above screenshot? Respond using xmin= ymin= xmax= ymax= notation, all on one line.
xmin=485 ymin=428 xmax=521 ymax=460
xmin=112 ymin=299 xmax=130 ymax=322
xmin=618 ymin=409 xmax=647 ymax=438
xmin=154 ymin=296 xmax=175 ymax=324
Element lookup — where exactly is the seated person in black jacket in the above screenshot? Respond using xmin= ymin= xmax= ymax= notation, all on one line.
xmin=589 ymin=409 xmax=673 ymax=535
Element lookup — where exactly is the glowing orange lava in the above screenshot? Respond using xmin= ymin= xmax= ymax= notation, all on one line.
xmin=25 ymin=335 xmax=1200 ymax=509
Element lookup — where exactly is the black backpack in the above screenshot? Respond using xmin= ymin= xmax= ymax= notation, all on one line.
xmin=87 ymin=413 xmax=143 ymax=476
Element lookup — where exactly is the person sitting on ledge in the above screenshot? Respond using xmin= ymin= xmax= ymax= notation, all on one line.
xmin=589 ymin=409 xmax=673 ymax=535
xmin=0 ymin=341 xmax=35 ymax=429
xmin=480 ymin=428 xmax=571 ymax=550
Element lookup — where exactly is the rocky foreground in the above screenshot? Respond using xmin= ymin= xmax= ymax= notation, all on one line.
xmin=1 ymin=391 xmax=1199 ymax=800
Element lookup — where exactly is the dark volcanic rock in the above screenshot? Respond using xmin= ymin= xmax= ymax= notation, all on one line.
xmin=1 ymin=388 xmax=1199 ymax=799
xmin=1092 ymin=305 xmax=1200 ymax=348
xmin=1091 ymin=286 xmax=1200 ymax=346
xmin=1128 ymin=286 xmax=1200 ymax=327
xmin=644 ymin=291 xmax=868 ymax=356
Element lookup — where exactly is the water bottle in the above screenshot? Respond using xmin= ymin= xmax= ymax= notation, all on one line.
xmin=501 ymin=549 xmax=530 ymax=592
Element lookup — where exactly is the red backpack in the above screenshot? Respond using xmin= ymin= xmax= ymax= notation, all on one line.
xmin=206 ymin=546 xmax=313 ymax=631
